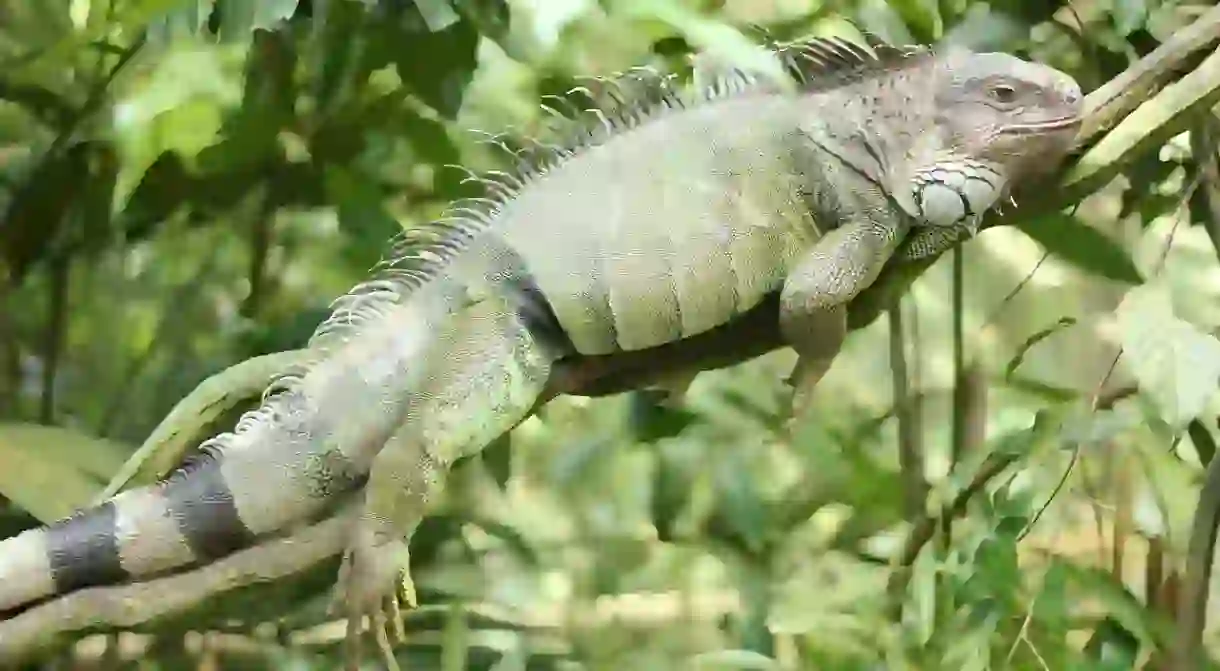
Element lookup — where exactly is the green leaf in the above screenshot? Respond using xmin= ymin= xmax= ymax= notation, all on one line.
xmin=218 ymin=0 xmax=300 ymax=40
xmin=943 ymin=5 xmax=1024 ymax=50
xmin=1115 ymin=282 xmax=1220 ymax=426
xmin=1033 ymin=558 xmax=1070 ymax=625
xmin=252 ymin=0 xmax=299 ymax=27
xmin=1117 ymin=150 xmax=1180 ymax=221
xmin=481 ymin=433 xmax=512 ymax=489
xmin=1082 ymin=616 xmax=1141 ymax=669
xmin=0 ymin=423 xmax=132 ymax=522
xmin=387 ymin=3 xmax=481 ymax=118
xmin=610 ymin=0 xmax=791 ymax=91
xmin=18 ymin=0 xmax=183 ymax=70
xmin=987 ymin=409 xmax=1062 ymax=460
xmin=712 ymin=456 xmax=769 ymax=554
xmin=628 ymin=391 xmax=698 ymax=442
xmin=963 ymin=534 xmax=1019 ymax=606
xmin=0 ymin=79 xmax=75 ymax=128
xmin=650 ymin=444 xmax=696 ymax=541
xmin=311 ymin=0 xmax=367 ymax=115
xmin=118 ymin=153 xmax=193 ymax=235
xmin=882 ymin=0 xmax=940 ymax=43
xmin=1112 ymin=0 xmax=1148 ymax=37
xmin=1059 ymin=560 xmax=1165 ymax=652
xmin=111 ymin=42 xmax=246 ymax=208
xmin=413 ymin=0 xmax=461 ymax=32
xmin=1187 ymin=419 xmax=1217 ymax=466
xmin=451 ymin=0 xmax=511 ymax=42
xmin=1015 ymin=212 xmax=1143 ymax=284
xmin=324 ymin=165 xmax=402 ymax=268
xmin=855 ymin=0 xmax=916 ymax=44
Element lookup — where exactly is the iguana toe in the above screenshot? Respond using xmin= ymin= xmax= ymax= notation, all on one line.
xmin=332 ymin=528 xmax=414 ymax=671
xmin=783 ymin=356 xmax=832 ymax=434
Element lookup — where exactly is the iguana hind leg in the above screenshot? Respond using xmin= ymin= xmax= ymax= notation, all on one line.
xmin=779 ymin=221 xmax=906 ymax=422
xmin=333 ymin=301 xmax=554 ymax=670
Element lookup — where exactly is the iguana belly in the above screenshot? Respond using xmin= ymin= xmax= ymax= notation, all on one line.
xmin=502 ymin=205 xmax=816 ymax=354
xmin=496 ymin=137 xmax=819 ymax=352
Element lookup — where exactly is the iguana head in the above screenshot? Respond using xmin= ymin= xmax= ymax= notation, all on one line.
xmin=787 ymin=40 xmax=1083 ymax=234
xmin=936 ymin=49 xmax=1083 ymax=175
xmin=898 ymin=48 xmax=1084 ymax=232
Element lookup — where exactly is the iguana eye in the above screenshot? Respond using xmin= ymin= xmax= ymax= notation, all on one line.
xmin=990 ymin=84 xmax=1017 ymax=103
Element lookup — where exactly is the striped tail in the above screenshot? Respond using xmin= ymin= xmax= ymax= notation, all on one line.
xmin=0 ymin=283 xmax=451 ymax=613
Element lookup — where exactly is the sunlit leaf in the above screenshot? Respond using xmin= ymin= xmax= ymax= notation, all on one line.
xmin=609 ymin=0 xmax=791 ymax=91
xmin=882 ymin=0 xmax=940 ymax=43
xmin=413 ymin=0 xmax=461 ymax=32
xmin=218 ymin=0 xmax=300 ymax=40
xmin=111 ymin=42 xmax=246 ymax=208
xmin=0 ymin=423 xmax=131 ymax=522
xmin=1116 ymin=282 xmax=1220 ymax=426
xmin=942 ymin=5 xmax=1024 ymax=50
xmin=1112 ymin=0 xmax=1148 ymax=37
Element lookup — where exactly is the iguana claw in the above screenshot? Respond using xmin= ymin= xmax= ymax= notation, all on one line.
xmin=332 ymin=527 xmax=415 ymax=671
xmin=783 ymin=356 xmax=832 ymax=434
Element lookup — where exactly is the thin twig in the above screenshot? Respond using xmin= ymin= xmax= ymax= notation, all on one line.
xmin=950 ymin=246 xmax=967 ymax=469
xmin=888 ymin=301 xmax=926 ymax=519
xmin=1173 ymin=119 xmax=1220 ymax=671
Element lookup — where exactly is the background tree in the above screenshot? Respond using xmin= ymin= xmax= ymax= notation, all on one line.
xmin=1 ymin=0 xmax=1220 ymax=668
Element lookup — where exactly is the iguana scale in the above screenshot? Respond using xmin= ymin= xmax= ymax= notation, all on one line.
xmin=0 ymin=35 xmax=1082 ymax=666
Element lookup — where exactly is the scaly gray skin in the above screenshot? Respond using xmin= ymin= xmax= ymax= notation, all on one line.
xmin=0 ymin=36 xmax=1082 ymax=666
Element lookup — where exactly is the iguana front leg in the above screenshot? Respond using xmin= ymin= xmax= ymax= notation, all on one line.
xmin=333 ymin=297 xmax=553 ymax=670
xmin=779 ymin=220 xmax=908 ymax=421
xmin=779 ymin=149 xmax=1009 ymax=419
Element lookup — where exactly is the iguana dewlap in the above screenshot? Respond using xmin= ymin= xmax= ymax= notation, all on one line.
xmin=0 ymin=35 xmax=1082 ymax=667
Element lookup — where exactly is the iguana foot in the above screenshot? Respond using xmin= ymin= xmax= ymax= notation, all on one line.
xmin=650 ymin=369 xmax=700 ymax=408
xmin=332 ymin=525 xmax=415 ymax=671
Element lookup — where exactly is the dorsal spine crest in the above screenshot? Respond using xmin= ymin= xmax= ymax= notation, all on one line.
xmin=365 ymin=33 xmax=933 ymax=325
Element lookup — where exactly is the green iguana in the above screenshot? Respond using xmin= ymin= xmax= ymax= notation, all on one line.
xmin=0 ymin=35 xmax=1082 ymax=666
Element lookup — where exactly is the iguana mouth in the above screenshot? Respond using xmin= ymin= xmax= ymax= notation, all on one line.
xmin=1003 ymin=116 xmax=1083 ymax=135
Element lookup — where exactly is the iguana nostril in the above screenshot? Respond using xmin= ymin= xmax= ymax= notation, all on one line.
xmin=1061 ymin=83 xmax=1083 ymax=105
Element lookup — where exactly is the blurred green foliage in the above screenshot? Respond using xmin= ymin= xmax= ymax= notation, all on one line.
xmin=2 ymin=0 xmax=1220 ymax=668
